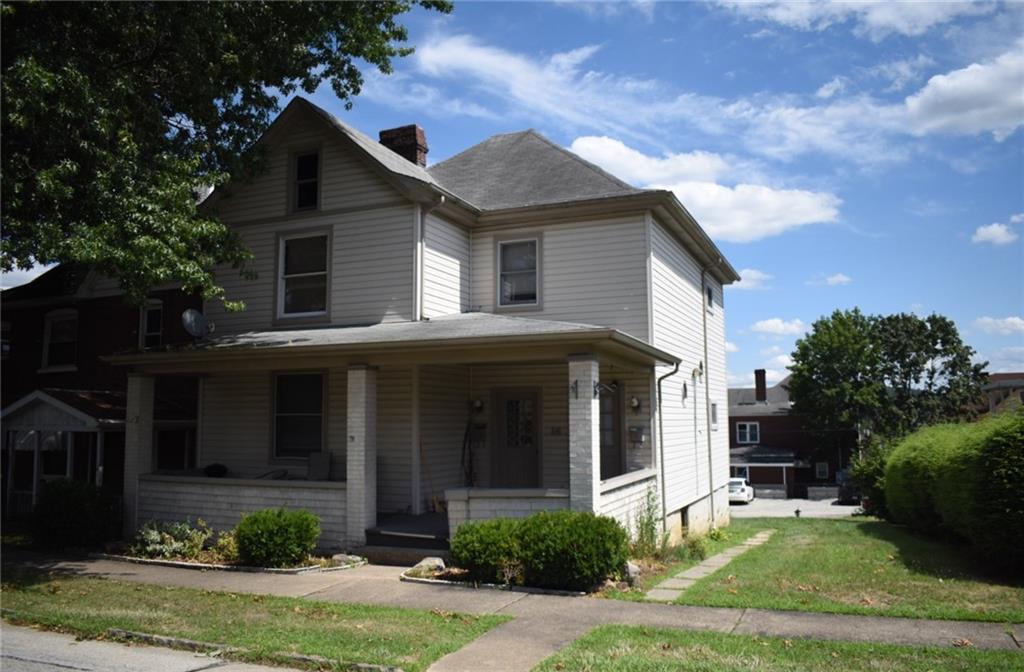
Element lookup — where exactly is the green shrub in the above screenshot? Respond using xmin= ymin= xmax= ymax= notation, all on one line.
xmin=630 ymin=485 xmax=666 ymax=559
xmin=516 ymin=510 xmax=629 ymax=592
xmin=32 ymin=479 xmax=116 ymax=550
xmin=130 ymin=518 xmax=212 ymax=560
xmin=885 ymin=411 xmax=1024 ymax=573
xmin=682 ymin=534 xmax=708 ymax=561
xmin=850 ymin=438 xmax=893 ymax=517
xmin=235 ymin=508 xmax=320 ymax=567
xmin=450 ymin=518 xmax=522 ymax=584
xmin=213 ymin=530 xmax=239 ymax=563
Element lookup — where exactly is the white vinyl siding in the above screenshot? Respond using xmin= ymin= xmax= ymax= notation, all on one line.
xmin=470 ymin=216 xmax=649 ymax=340
xmin=419 ymin=365 xmax=471 ymax=509
xmin=376 ymin=366 xmax=413 ymax=514
xmin=205 ymin=204 xmax=415 ymax=334
xmin=422 ymin=213 xmax=470 ymax=317
xmin=649 ymin=217 xmax=730 ymax=514
xmin=199 ymin=368 xmax=347 ymax=480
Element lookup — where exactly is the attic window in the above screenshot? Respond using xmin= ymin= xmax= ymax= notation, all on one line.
xmin=140 ymin=300 xmax=163 ymax=349
xmin=497 ymin=238 xmax=540 ymax=308
xmin=293 ymin=151 xmax=319 ymax=211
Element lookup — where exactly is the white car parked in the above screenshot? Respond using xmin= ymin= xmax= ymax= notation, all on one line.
xmin=728 ymin=477 xmax=755 ymax=504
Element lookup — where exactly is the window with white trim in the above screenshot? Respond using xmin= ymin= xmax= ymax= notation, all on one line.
xmin=816 ymin=462 xmax=829 ymax=479
xmin=293 ymin=151 xmax=320 ymax=211
xmin=711 ymin=402 xmax=719 ymax=430
xmin=498 ymin=238 xmax=539 ymax=307
xmin=736 ymin=421 xmax=759 ymax=444
xmin=42 ymin=309 xmax=77 ymax=369
xmin=140 ymin=300 xmax=163 ymax=349
xmin=278 ymin=233 xmax=328 ymax=318
xmin=274 ymin=373 xmax=324 ymax=459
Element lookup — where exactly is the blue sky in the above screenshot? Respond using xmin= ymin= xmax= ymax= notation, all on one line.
xmin=5 ymin=1 xmax=1022 ymax=383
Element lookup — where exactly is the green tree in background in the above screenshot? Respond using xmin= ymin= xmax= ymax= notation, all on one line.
xmin=2 ymin=1 xmax=451 ymax=307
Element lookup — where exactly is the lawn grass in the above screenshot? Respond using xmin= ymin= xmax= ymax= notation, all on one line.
xmin=534 ymin=625 xmax=1024 ymax=672
xmin=676 ymin=517 xmax=1024 ymax=622
xmin=605 ymin=518 xmax=768 ymax=601
xmin=1 ymin=567 xmax=507 ymax=672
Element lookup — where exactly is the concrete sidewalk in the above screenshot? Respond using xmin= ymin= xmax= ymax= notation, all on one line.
xmin=729 ymin=498 xmax=861 ymax=518
xmin=5 ymin=553 xmax=1022 ymax=672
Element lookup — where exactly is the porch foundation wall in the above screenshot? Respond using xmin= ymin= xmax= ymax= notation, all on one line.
xmin=445 ymin=487 xmax=569 ymax=540
xmin=598 ymin=470 xmax=657 ymax=538
xmin=138 ymin=475 xmax=347 ymax=551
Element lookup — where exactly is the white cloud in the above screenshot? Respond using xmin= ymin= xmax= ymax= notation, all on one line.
xmin=714 ymin=1 xmax=995 ymax=40
xmin=972 ymin=222 xmax=1019 ymax=245
xmin=905 ymin=40 xmax=1024 ymax=141
xmin=751 ymin=318 xmax=806 ymax=336
xmin=816 ymin=77 xmax=847 ymax=99
xmin=974 ymin=316 xmax=1024 ymax=335
xmin=983 ymin=346 xmax=1024 ymax=373
xmin=760 ymin=345 xmax=783 ymax=356
xmin=826 ymin=272 xmax=852 ymax=286
xmin=868 ymin=54 xmax=936 ymax=92
xmin=725 ymin=341 xmax=740 ymax=353
xmin=731 ymin=268 xmax=774 ymax=291
xmin=768 ymin=353 xmax=794 ymax=369
xmin=1012 ymin=213 xmax=1024 ymax=224
xmin=571 ymin=136 xmax=841 ymax=242
xmin=555 ymin=0 xmax=655 ymax=21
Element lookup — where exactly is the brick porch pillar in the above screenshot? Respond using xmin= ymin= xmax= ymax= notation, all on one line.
xmin=123 ymin=373 xmax=154 ymax=536
xmin=346 ymin=365 xmax=377 ymax=547
xmin=568 ymin=354 xmax=601 ymax=512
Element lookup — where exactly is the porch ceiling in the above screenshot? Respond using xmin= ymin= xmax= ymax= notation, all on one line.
xmin=105 ymin=312 xmax=678 ymax=373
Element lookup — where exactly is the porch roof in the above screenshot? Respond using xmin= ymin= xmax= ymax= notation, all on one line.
xmin=106 ymin=312 xmax=680 ymax=368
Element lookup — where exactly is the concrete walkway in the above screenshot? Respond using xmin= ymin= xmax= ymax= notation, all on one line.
xmin=4 ymin=553 xmax=1021 ymax=672
xmin=730 ymin=498 xmax=861 ymax=518
xmin=645 ymin=529 xmax=774 ymax=601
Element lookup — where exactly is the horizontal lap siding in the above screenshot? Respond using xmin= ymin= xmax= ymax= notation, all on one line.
xmin=650 ymin=220 xmax=729 ymax=514
xmin=601 ymin=475 xmax=657 ymax=537
xmin=420 ymin=365 xmax=470 ymax=510
xmin=377 ymin=366 xmax=412 ymax=514
xmin=204 ymin=106 xmax=413 ymax=334
xmin=199 ymin=368 xmax=347 ymax=480
xmin=423 ymin=214 xmax=470 ymax=318
xmin=470 ymin=217 xmax=649 ymax=340
xmin=137 ymin=478 xmax=346 ymax=549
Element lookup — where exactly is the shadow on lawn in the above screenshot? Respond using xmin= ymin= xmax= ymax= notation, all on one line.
xmin=1 ymin=547 xmax=140 ymax=589
xmin=853 ymin=519 xmax=1023 ymax=587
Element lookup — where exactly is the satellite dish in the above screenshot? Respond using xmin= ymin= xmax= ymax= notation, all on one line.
xmin=182 ymin=309 xmax=210 ymax=339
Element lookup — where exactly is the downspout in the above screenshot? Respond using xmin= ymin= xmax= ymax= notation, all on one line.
xmin=656 ymin=362 xmax=680 ymax=535
xmin=701 ymin=268 xmax=716 ymax=528
xmin=415 ymin=195 xmax=446 ymax=321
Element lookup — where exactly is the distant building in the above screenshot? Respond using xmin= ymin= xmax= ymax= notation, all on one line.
xmin=728 ymin=369 xmax=855 ymax=499
xmin=982 ymin=373 xmax=1024 ymax=413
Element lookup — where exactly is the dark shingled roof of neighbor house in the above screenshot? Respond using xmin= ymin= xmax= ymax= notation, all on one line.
xmin=428 ymin=129 xmax=644 ymax=211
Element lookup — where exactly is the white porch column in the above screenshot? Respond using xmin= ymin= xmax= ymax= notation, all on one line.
xmin=123 ymin=374 xmax=154 ymax=536
xmin=346 ymin=365 xmax=377 ymax=547
xmin=568 ymin=354 xmax=601 ymax=512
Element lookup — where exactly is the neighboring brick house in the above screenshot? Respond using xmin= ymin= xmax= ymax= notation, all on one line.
xmin=14 ymin=96 xmax=742 ymax=551
xmin=981 ymin=373 xmax=1024 ymax=413
xmin=728 ymin=369 xmax=855 ymax=499
xmin=1 ymin=265 xmax=201 ymax=516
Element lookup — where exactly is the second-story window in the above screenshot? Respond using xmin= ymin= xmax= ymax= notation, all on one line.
xmin=498 ymin=238 xmax=539 ymax=307
xmin=293 ymin=151 xmax=319 ymax=211
xmin=140 ymin=300 xmax=163 ymax=349
xmin=278 ymin=233 xmax=329 ymax=318
xmin=42 ymin=309 xmax=77 ymax=369
xmin=1 ymin=321 xmax=9 ymax=360
xmin=736 ymin=421 xmax=759 ymax=444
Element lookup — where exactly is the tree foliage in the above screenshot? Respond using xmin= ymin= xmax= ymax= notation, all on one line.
xmin=788 ymin=309 xmax=987 ymax=443
xmin=2 ymin=1 xmax=451 ymax=307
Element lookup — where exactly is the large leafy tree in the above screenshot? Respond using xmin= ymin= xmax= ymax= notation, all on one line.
xmin=2 ymin=1 xmax=450 ymax=307
xmin=787 ymin=309 xmax=988 ymax=444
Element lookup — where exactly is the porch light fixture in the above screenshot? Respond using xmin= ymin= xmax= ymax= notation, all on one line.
xmin=628 ymin=396 xmax=641 ymax=413
xmin=472 ymin=398 xmax=485 ymax=413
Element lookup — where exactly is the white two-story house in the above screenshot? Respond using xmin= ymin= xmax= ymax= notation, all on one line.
xmin=112 ymin=97 xmax=739 ymax=552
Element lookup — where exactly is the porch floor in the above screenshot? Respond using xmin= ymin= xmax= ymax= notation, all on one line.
xmin=367 ymin=512 xmax=449 ymax=550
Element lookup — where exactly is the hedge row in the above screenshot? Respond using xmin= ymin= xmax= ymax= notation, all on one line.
xmin=450 ymin=510 xmax=629 ymax=592
xmin=885 ymin=411 xmax=1024 ymax=571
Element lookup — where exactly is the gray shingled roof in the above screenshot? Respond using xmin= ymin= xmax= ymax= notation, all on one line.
xmin=428 ymin=130 xmax=644 ymax=210
xmin=111 ymin=312 xmax=679 ymax=364
xmin=729 ymin=375 xmax=793 ymax=416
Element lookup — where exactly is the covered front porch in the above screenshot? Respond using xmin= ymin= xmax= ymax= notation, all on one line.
xmin=114 ymin=313 xmax=676 ymax=551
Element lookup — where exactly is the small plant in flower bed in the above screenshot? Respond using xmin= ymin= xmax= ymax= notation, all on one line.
xmin=235 ymin=507 xmax=321 ymax=568
xmin=130 ymin=519 xmax=213 ymax=561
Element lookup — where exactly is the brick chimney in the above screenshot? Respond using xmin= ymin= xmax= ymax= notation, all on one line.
xmin=755 ymin=369 xmax=767 ymax=403
xmin=379 ymin=125 xmax=428 ymax=167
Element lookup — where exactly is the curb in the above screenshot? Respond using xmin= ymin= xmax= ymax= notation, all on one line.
xmin=89 ymin=553 xmax=366 ymax=575
xmin=105 ymin=628 xmax=404 ymax=671
xmin=399 ymin=570 xmax=586 ymax=597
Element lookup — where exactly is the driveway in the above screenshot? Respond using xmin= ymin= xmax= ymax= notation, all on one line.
xmin=729 ymin=497 xmax=861 ymax=518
